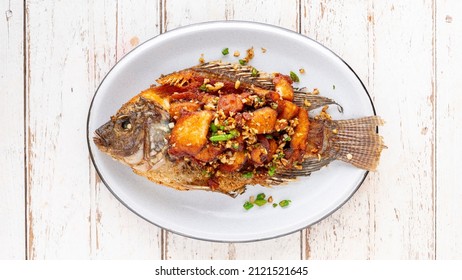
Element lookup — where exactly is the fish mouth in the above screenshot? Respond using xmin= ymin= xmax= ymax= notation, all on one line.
xmin=93 ymin=131 xmax=108 ymax=150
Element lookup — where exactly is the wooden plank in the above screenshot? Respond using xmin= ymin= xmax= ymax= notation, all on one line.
xmin=366 ymin=0 xmax=435 ymax=259
xmin=302 ymin=0 xmax=436 ymax=259
xmin=26 ymin=0 xmax=163 ymax=258
xmin=26 ymin=0 xmax=95 ymax=259
xmin=163 ymin=0 xmax=302 ymax=260
xmin=89 ymin=0 xmax=163 ymax=259
xmin=300 ymin=0 xmax=373 ymax=259
xmin=0 ymin=0 xmax=25 ymax=259
xmin=436 ymin=0 xmax=462 ymax=259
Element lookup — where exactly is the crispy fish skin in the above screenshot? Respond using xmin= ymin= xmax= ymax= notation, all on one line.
xmin=94 ymin=61 xmax=385 ymax=196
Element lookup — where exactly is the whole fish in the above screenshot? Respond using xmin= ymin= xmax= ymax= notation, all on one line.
xmin=93 ymin=61 xmax=385 ymax=196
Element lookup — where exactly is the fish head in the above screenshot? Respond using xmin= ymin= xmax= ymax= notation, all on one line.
xmin=93 ymin=97 xmax=170 ymax=168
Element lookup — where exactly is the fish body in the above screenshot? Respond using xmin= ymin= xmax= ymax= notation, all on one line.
xmin=94 ymin=61 xmax=385 ymax=196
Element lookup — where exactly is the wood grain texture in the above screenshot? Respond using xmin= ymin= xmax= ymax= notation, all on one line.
xmin=301 ymin=0 xmax=373 ymax=259
xmin=88 ymin=0 xmax=163 ymax=259
xmin=13 ymin=0 xmax=459 ymax=259
xmin=163 ymin=0 xmax=302 ymax=260
xmin=25 ymin=0 xmax=163 ymax=259
xmin=436 ymin=0 xmax=462 ymax=259
xmin=367 ymin=0 xmax=435 ymax=259
xmin=0 ymin=0 xmax=25 ymax=259
xmin=302 ymin=0 xmax=436 ymax=259
xmin=26 ymin=0 xmax=94 ymax=259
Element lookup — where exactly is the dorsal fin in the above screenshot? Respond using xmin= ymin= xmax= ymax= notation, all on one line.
xmin=293 ymin=90 xmax=344 ymax=112
xmin=193 ymin=61 xmax=275 ymax=89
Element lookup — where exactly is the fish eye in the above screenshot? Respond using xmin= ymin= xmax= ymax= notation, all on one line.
xmin=120 ymin=118 xmax=132 ymax=130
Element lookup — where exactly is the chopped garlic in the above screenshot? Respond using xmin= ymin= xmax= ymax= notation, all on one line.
xmin=235 ymin=80 xmax=241 ymax=89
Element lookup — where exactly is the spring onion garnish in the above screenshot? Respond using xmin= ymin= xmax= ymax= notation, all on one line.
xmin=222 ymin=48 xmax=229 ymax=55
xmin=283 ymin=136 xmax=292 ymax=142
xmin=209 ymin=130 xmax=239 ymax=142
xmin=209 ymin=134 xmax=234 ymax=142
xmin=265 ymin=135 xmax=273 ymax=139
xmin=289 ymin=71 xmax=300 ymax=82
xmin=254 ymin=199 xmax=267 ymax=206
xmin=210 ymin=122 xmax=218 ymax=133
xmin=242 ymin=172 xmax=253 ymax=179
xmin=232 ymin=143 xmax=240 ymax=150
xmin=256 ymin=193 xmax=266 ymax=200
xmin=199 ymin=84 xmax=208 ymax=92
xmin=243 ymin=201 xmax=254 ymax=210
xmin=251 ymin=67 xmax=259 ymax=77
xmin=268 ymin=165 xmax=276 ymax=176
xmin=239 ymin=59 xmax=247 ymax=66
xmin=279 ymin=200 xmax=292 ymax=208
xmin=273 ymin=203 xmax=278 ymax=208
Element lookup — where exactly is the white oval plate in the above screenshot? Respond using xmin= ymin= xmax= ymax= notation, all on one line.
xmin=87 ymin=21 xmax=375 ymax=242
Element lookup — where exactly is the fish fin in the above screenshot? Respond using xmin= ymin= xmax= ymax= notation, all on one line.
xmin=268 ymin=157 xmax=335 ymax=184
xmin=156 ymin=71 xmax=194 ymax=88
xmin=324 ymin=116 xmax=386 ymax=171
xmin=193 ymin=61 xmax=275 ymax=89
xmin=225 ymin=187 xmax=247 ymax=198
xmin=293 ymin=90 xmax=344 ymax=113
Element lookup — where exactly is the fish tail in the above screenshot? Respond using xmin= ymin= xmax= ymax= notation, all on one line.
xmin=325 ymin=116 xmax=386 ymax=171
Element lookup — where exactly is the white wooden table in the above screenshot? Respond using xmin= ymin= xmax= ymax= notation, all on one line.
xmin=1 ymin=0 xmax=460 ymax=259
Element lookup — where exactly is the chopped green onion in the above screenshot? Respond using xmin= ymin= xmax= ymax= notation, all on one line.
xmin=333 ymin=84 xmax=336 ymax=90
xmin=265 ymin=135 xmax=273 ymax=139
xmin=242 ymin=172 xmax=253 ymax=179
xmin=256 ymin=193 xmax=266 ymax=200
xmin=289 ymin=71 xmax=300 ymax=82
xmin=199 ymin=84 xmax=208 ymax=91
xmin=243 ymin=201 xmax=254 ymax=210
xmin=210 ymin=123 xmax=218 ymax=133
xmin=255 ymin=96 xmax=262 ymax=103
xmin=239 ymin=59 xmax=247 ymax=66
xmin=270 ymin=102 xmax=278 ymax=110
xmin=277 ymin=152 xmax=285 ymax=159
xmin=251 ymin=67 xmax=259 ymax=77
xmin=222 ymin=48 xmax=229 ymax=55
xmin=283 ymin=136 xmax=292 ymax=142
xmin=209 ymin=133 xmax=238 ymax=142
xmin=273 ymin=203 xmax=278 ymax=208
xmin=268 ymin=165 xmax=276 ymax=176
xmin=218 ymin=125 xmax=225 ymax=130
xmin=254 ymin=199 xmax=267 ymax=206
xmin=279 ymin=200 xmax=292 ymax=208
xmin=232 ymin=143 xmax=240 ymax=150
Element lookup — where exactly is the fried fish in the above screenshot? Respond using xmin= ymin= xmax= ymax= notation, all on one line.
xmin=94 ymin=61 xmax=385 ymax=196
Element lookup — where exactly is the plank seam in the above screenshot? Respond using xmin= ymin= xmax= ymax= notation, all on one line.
xmin=432 ymin=0 xmax=438 ymax=260
xmin=115 ymin=0 xmax=119 ymax=61
xmin=23 ymin=0 xmax=28 ymax=261
xmin=297 ymin=0 xmax=301 ymax=33
xmin=159 ymin=0 xmax=167 ymax=260
xmin=297 ymin=0 xmax=304 ymax=260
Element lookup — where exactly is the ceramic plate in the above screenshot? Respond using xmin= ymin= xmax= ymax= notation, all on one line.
xmin=87 ymin=21 xmax=375 ymax=242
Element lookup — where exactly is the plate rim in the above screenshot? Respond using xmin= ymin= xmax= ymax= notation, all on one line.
xmin=86 ymin=20 xmax=377 ymax=243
